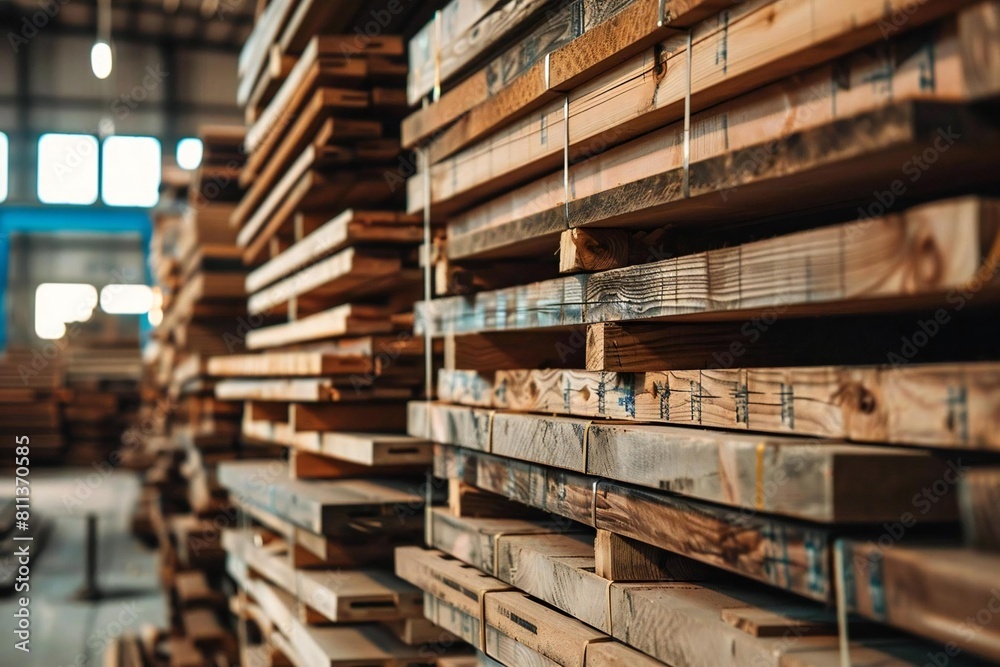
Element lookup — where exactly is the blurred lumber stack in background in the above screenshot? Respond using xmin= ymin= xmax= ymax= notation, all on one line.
xmin=207 ymin=1 xmax=476 ymax=664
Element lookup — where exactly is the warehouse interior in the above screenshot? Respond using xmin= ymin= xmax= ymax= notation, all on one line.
xmin=1 ymin=0 xmax=1000 ymax=666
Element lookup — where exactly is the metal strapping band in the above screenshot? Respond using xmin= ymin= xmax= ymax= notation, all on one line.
xmin=683 ymin=30 xmax=693 ymax=199
xmin=563 ymin=95 xmax=571 ymax=222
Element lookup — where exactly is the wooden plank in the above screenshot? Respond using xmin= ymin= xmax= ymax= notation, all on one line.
xmin=288 ymin=449 xmax=422 ymax=480
xmin=445 ymin=329 xmax=586 ymax=370
xmin=246 ymin=247 xmax=403 ymax=316
xmin=407 ymin=0 xmax=516 ymax=103
xmin=423 ymin=197 xmax=1000 ymax=335
xmin=400 ymin=0 xmax=724 ymax=147
xmin=216 ymin=378 xmax=411 ymax=402
xmin=415 ymin=402 xmax=961 ymax=522
xmin=419 ymin=0 xmax=981 ymax=182
xmin=245 ymin=304 xmax=393 ymax=350
xmin=839 ymin=540 xmax=1000 ymax=662
xmin=436 ymin=360 xmax=1000 ymax=448
xmin=245 ymin=209 xmax=422 ymax=293
xmin=228 ymin=567 xmax=439 ymax=667
xmin=446 ymin=78 xmax=1000 ymax=262
xmin=959 ymin=468 xmax=1000 ymax=551
xmin=585 ymin=310 xmax=1000 ymax=372
xmin=225 ymin=530 xmax=423 ymax=623
xmin=217 ymin=460 xmax=428 ymax=535
xmin=291 ymin=402 xmax=409 ymax=433
xmin=207 ymin=352 xmax=371 ymax=377
xmin=294 ymin=432 xmax=433 ymax=467
xmin=435 ymin=444 xmax=860 ymax=601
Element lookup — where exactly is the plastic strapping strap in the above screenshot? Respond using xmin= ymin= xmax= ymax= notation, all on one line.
xmin=582 ymin=421 xmax=594 ymax=474
xmin=492 ymin=531 xmax=510 ymax=576
xmin=755 ymin=442 xmax=766 ymax=510
xmin=421 ymin=147 xmax=433 ymax=408
xmin=833 ymin=542 xmax=851 ymax=667
xmin=683 ymin=30 xmax=693 ymax=199
xmin=478 ymin=588 xmax=489 ymax=651
xmin=591 ymin=478 xmax=601 ymax=528
xmin=563 ymin=94 xmax=571 ymax=222
xmin=544 ymin=53 xmax=552 ymax=90
xmin=425 ymin=470 xmax=435 ymax=548
xmin=657 ymin=0 xmax=668 ymax=27
xmin=432 ymin=10 xmax=442 ymax=102
xmin=604 ymin=578 xmax=617 ymax=636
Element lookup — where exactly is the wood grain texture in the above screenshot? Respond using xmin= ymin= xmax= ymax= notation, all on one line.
xmin=422 ymin=197 xmax=1000 ymax=337
xmin=435 ymin=360 xmax=1000 ymax=449
xmin=839 ymin=540 xmax=1000 ymax=662
xmin=414 ymin=401 xmax=965 ymax=521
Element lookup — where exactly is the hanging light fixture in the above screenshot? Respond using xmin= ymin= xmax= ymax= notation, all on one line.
xmin=91 ymin=0 xmax=113 ymax=79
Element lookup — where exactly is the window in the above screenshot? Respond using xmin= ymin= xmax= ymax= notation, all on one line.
xmin=100 ymin=284 xmax=153 ymax=314
xmin=37 ymin=134 xmax=99 ymax=205
xmin=176 ymin=138 xmax=203 ymax=171
xmin=101 ymin=136 xmax=161 ymax=207
xmin=0 ymin=132 xmax=8 ymax=203
xmin=34 ymin=283 xmax=98 ymax=340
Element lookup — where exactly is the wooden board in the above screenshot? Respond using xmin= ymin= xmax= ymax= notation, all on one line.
xmin=436 ymin=361 xmax=1000 ymax=449
xmin=217 ymin=460 xmax=428 ymax=535
xmin=422 ymin=197 xmax=1000 ymax=335
xmin=244 ymin=304 xmax=394 ymax=350
xmin=246 ymin=247 xmax=405 ymax=316
xmin=224 ymin=529 xmax=423 ymax=623
xmin=839 ymin=540 xmax=1000 ymax=662
xmin=401 ymin=0 xmax=732 ymax=147
xmin=245 ymin=209 xmax=422 ymax=293
xmin=207 ymin=351 xmax=372 ymax=377
xmin=444 ymin=98 xmax=1000 ymax=261
xmin=409 ymin=401 xmax=961 ymax=522
xmin=959 ymin=468 xmax=1000 ymax=551
xmin=435 ymin=444 xmax=864 ymax=601
xmin=415 ymin=0 xmax=983 ymax=176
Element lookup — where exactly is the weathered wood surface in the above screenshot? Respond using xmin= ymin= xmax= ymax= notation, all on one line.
xmin=244 ymin=304 xmax=394 ymax=350
xmin=407 ymin=0 xmax=553 ymax=105
xmin=434 ymin=444 xmax=866 ymax=601
xmin=423 ymin=197 xmax=1000 ymax=334
xmin=246 ymin=247 xmax=405 ymax=316
xmin=206 ymin=351 xmax=371 ymax=377
xmin=401 ymin=0 xmax=756 ymax=148
xmin=226 ymin=557 xmax=445 ymax=667
xmin=445 ymin=98 xmax=1000 ymax=262
xmin=415 ymin=0 xmax=988 ymax=212
xmin=435 ymin=360 xmax=1000 ymax=449
xmin=839 ymin=540 xmax=1000 ymax=662
xmin=412 ymin=401 xmax=963 ymax=522
xmin=585 ymin=310 xmax=1000 ymax=372
xmin=959 ymin=468 xmax=1000 ymax=551
xmin=217 ymin=460 xmax=427 ymax=535
xmin=245 ymin=209 xmax=422 ymax=293
xmin=224 ymin=529 xmax=423 ymax=623
xmin=216 ymin=378 xmax=412 ymax=402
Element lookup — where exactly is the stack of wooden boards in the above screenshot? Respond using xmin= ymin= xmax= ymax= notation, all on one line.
xmin=128 ymin=126 xmax=286 ymax=667
xmin=213 ymin=2 xmax=477 ymax=664
xmin=398 ymin=0 xmax=1000 ymax=664
xmin=0 ymin=349 xmax=66 ymax=465
xmin=61 ymin=345 xmax=141 ymax=465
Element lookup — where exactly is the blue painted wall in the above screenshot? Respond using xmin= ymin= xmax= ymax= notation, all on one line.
xmin=0 ymin=207 xmax=152 ymax=349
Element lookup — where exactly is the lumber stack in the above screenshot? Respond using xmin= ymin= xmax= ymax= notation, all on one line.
xmin=61 ymin=344 xmax=142 ymax=465
xmin=215 ymin=2 xmax=473 ymax=664
xmin=0 ymin=348 xmax=65 ymax=465
xmin=126 ymin=126 xmax=284 ymax=667
xmin=398 ymin=0 xmax=1000 ymax=664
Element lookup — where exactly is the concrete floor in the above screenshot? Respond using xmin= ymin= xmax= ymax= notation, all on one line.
xmin=0 ymin=468 xmax=166 ymax=666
